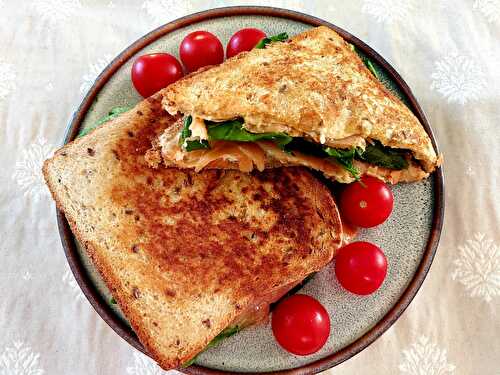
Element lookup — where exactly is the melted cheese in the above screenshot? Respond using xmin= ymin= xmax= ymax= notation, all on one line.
xmin=189 ymin=116 xmax=208 ymax=141
xmin=355 ymin=160 xmax=428 ymax=184
xmin=161 ymin=139 xmax=267 ymax=174
xmin=236 ymin=142 xmax=266 ymax=172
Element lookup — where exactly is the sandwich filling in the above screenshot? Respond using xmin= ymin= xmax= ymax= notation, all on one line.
xmin=158 ymin=115 xmax=429 ymax=184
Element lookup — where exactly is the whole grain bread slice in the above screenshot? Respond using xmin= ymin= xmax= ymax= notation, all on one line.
xmin=43 ymin=94 xmax=342 ymax=369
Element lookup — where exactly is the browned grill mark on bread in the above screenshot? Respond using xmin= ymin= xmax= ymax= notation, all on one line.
xmin=43 ymin=89 xmax=342 ymax=369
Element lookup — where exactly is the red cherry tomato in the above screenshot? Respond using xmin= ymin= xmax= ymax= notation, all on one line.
xmin=339 ymin=175 xmax=394 ymax=228
xmin=131 ymin=53 xmax=183 ymax=98
xmin=179 ymin=31 xmax=224 ymax=72
xmin=335 ymin=241 xmax=388 ymax=295
xmin=226 ymin=28 xmax=267 ymax=58
xmin=272 ymin=294 xmax=330 ymax=355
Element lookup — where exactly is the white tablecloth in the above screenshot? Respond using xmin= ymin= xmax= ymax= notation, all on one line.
xmin=1 ymin=1 xmax=499 ymax=374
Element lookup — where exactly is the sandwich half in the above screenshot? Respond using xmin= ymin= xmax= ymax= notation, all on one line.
xmin=154 ymin=26 xmax=441 ymax=184
xmin=43 ymin=94 xmax=343 ymax=369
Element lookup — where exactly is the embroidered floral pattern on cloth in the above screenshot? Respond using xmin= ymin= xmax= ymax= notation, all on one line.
xmin=0 ymin=1 xmax=498 ymax=374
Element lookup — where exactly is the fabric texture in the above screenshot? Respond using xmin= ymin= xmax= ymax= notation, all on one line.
xmin=0 ymin=0 xmax=499 ymax=374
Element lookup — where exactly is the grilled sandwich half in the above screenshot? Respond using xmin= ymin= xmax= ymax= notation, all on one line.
xmin=154 ymin=26 xmax=441 ymax=184
xmin=43 ymin=94 xmax=343 ymax=370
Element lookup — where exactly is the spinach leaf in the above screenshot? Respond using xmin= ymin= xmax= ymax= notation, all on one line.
xmin=180 ymin=117 xmax=292 ymax=151
xmin=181 ymin=326 xmax=241 ymax=368
xmin=179 ymin=115 xmax=210 ymax=151
xmin=206 ymin=119 xmax=292 ymax=148
xmin=78 ymin=106 xmax=132 ymax=137
xmin=285 ymin=137 xmax=408 ymax=174
xmin=181 ymin=355 xmax=197 ymax=368
xmin=178 ymin=119 xmax=407 ymax=176
xmin=324 ymin=147 xmax=360 ymax=180
xmin=284 ymin=138 xmax=360 ymax=179
xmin=205 ymin=326 xmax=241 ymax=349
xmin=283 ymin=138 xmax=326 ymax=157
xmin=355 ymin=141 xmax=408 ymax=170
xmin=185 ymin=139 xmax=210 ymax=151
xmin=349 ymin=44 xmax=379 ymax=79
xmin=254 ymin=32 xmax=288 ymax=49
xmin=181 ymin=354 xmax=198 ymax=368
xmin=364 ymin=59 xmax=379 ymax=79
xmin=179 ymin=114 xmax=193 ymax=144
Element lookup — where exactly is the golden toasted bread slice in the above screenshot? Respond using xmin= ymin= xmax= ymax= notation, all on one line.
xmin=156 ymin=26 xmax=440 ymax=183
xmin=43 ymin=94 xmax=342 ymax=370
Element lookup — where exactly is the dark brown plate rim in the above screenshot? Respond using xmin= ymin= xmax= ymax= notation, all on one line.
xmin=57 ymin=6 xmax=444 ymax=375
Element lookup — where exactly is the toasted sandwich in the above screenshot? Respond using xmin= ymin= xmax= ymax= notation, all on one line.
xmin=43 ymin=94 xmax=343 ymax=369
xmin=153 ymin=26 xmax=441 ymax=184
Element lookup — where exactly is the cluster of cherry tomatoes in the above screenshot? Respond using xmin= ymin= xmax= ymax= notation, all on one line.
xmin=272 ymin=176 xmax=393 ymax=356
xmin=131 ymin=28 xmax=267 ymax=97
xmin=130 ymin=28 xmax=395 ymax=358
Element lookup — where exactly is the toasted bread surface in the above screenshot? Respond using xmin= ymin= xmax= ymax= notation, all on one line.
xmin=160 ymin=26 xmax=439 ymax=173
xmin=43 ymin=94 xmax=342 ymax=369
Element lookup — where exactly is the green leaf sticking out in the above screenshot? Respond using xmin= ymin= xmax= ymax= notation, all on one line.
xmin=181 ymin=326 xmax=241 ymax=368
xmin=283 ymin=138 xmax=361 ymax=179
xmin=254 ymin=32 xmax=289 ymax=49
xmin=178 ymin=115 xmax=210 ymax=151
xmin=205 ymin=326 xmax=241 ymax=349
xmin=324 ymin=147 xmax=360 ymax=180
xmin=179 ymin=114 xmax=193 ymax=143
xmin=350 ymin=44 xmax=379 ymax=79
xmin=78 ymin=106 xmax=132 ymax=138
xmin=180 ymin=117 xmax=292 ymax=151
xmin=356 ymin=140 xmax=408 ymax=170
xmin=364 ymin=59 xmax=379 ymax=79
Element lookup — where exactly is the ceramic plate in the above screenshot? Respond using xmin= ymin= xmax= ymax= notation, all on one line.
xmin=58 ymin=7 xmax=444 ymax=374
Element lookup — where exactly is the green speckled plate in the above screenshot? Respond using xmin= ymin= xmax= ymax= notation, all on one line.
xmin=58 ymin=7 xmax=444 ymax=375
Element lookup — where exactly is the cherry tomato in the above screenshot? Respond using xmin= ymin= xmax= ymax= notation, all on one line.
xmin=339 ymin=175 xmax=394 ymax=228
xmin=131 ymin=53 xmax=183 ymax=98
xmin=272 ymin=294 xmax=330 ymax=355
xmin=179 ymin=31 xmax=224 ymax=72
xmin=335 ymin=241 xmax=388 ymax=295
xmin=226 ymin=28 xmax=267 ymax=58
